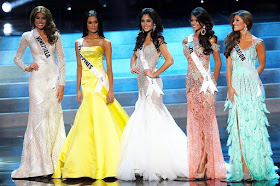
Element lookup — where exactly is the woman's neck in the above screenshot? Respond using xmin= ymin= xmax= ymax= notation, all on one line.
xmin=86 ymin=32 xmax=100 ymax=39
xmin=240 ymin=30 xmax=252 ymax=40
xmin=36 ymin=28 xmax=45 ymax=35
xmin=194 ymin=28 xmax=202 ymax=38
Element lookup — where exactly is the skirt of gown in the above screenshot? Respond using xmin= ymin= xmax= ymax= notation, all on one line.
xmin=52 ymin=73 xmax=129 ymax=179
xmin=118 ymin=84 xmax=189 ymax=181
xmin=11 ymin=63 xmax=66 ymax=178
xmin=187 ymin=88 xmax=226 ymax=179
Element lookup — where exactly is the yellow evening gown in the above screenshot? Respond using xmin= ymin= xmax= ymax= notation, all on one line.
xmin=52 ymin=46 xmax=129 ymax=179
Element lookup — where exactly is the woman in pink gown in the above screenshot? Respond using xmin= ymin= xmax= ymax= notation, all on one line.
xmin=182 ymin=7 xmax=226 ymax=179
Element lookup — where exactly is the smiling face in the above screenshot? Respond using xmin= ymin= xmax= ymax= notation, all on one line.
xmin=232 ymin=15 xmax=247 ymax=32
xmin=87 ymin=16 xmax=99 ymax=33
xmin=190 ymin=15 xmax=202 ymax=32
xmin=141 ymin=14 xmax=154 ymax=32
xmin=34 ymin=12 xmax=47 ymax=30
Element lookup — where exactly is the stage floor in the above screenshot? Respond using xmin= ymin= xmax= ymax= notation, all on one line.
xmin=0 ymin=113 xmax=279 ymax=186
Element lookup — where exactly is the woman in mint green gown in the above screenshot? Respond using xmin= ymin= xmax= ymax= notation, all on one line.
xmin=224 ymin=10 xmax=279 ymax=182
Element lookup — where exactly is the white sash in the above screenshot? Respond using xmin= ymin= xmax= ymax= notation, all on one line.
xmin=139 ymin=49 xmax=164 ymax=97
xmin=234 ymin=45 xmax=265 ymax=98
xmin=32 ymin=29 xmax=59 ymax=89
xmin=187 ymin=34 xmax=218 ymax=95
xmin=77 ymin=38 xmax=109 ymax=94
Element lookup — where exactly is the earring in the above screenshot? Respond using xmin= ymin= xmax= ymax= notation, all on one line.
xmin=201 ymin=25 xmax=206 ymax=35
xmin=153 ymin=24 xmax=156 ymax=32
xmin=244 ymin=26 xmax=248 ymax=35
xmin=141 ymin=29 xmax=144 ymax=33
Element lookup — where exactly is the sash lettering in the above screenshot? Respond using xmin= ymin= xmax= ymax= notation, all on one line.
xmin=234 ymin=44 xmax=264 ymax=97
xmin=139 ymin=49 xmax=164 ymax=97
xmin=187 ymin=34 xmax=218 ymax=95
xmin=35 ymin=36 xmax=51 ymax=58
xmin=32 ymin=29 xmax=59 ymax=89
xmin=77 ymin=38 xmax=109 ymax=94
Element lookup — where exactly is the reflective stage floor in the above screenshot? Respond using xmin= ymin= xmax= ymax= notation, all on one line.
xmin=0 ymin=113 xmax=279 ymax=186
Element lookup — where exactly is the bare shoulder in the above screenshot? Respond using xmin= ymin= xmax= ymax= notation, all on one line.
xmin=209 ymin=37 xmax=218 ymax=44
xmin=103 ymin=38 xmax=111 ymax=46
xmin=75 ymin=38 xmax=83 ymax=46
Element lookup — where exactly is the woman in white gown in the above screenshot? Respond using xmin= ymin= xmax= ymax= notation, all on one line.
xmin=12 ymin=6 xmax=66 ymax=178
xmin=117 ymin=8 xmax=189 ymax=181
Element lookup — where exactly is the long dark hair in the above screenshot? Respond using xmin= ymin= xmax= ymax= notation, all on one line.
xmin=191 ymin=7 xmax=217 ymax=55
xmin=224 ymin=10 xmax=253 ymax=58
xmin=82 ymin=10 xmax=105 ymax=38
xmin=134 ymin=8 xmax=165 ymax=52
xmin=30 ymin=6 xmax=58 ymax=44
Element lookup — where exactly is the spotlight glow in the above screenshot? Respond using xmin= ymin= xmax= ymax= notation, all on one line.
xmin=3 ymin=23 xmax=12 ymax=35
xmin=201 ymin=0 xmax=204 ymax=3
xmin=67 ymin=6 xmax=71 ymax=10
xmin=2 ymin=2 xmax=12 ymax=12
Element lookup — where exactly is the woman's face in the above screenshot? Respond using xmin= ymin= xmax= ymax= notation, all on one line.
xmin=141 ymin=14 xmax=154 ymax=32
xmin=87 ymin=16 xmax=99 ymax=33
xmin=232 ymin=15 xmax=246 ymax=31
xmin=34 ymin=12 xmax=47 ymax=30
xmin=190 ymin=15 xmax=202 ymax=32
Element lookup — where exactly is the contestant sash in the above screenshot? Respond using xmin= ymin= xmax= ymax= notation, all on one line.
xmin=77 ymin=38 xmax=109 ymax=94
xmin=139 ymin=49 xmax=164 ymax=97
xmin=32 ymin=29 xmax=59 ymax=89
xmin=234 ymin=44 xmax=264 ymax=98
xmin=187 ymin=34 xmax=218 ymax=94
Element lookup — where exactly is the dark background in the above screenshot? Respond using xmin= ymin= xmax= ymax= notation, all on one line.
xmin=0 ymin=0 xmax=280 ymax=35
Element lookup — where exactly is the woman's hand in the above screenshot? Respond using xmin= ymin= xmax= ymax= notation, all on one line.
xmin=106 ymin=90 xmax=114 ymax=104
xmin=131 ymin=66 xmax=140 ymax=74
xmin=26 ymin=62 xmax=39 ymax=72
xmin=228 ymin=86 xmax=238 ymax=103
xmin=56 ymin=85 xmax=64 ymax=103
xmin=143 ymin=69 xmax=155 ymax=78
xmin=77 ymin=89 xmax=83 ymax=104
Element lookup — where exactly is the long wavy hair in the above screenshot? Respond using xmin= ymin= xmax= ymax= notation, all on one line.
xmin=224 ymin=10 xmax=253 ymax=58
xmin=82 ymin=10 xmax=105 ymax=38
xmin=134 ymin=8 xmax=165 ymax=52
xmin=191 ymin=7 xmax=217 ymax=55
xmin=30 ymin=6 xmax=58 ymax=45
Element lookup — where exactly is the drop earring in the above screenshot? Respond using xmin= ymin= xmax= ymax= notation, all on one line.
xmin=244 ymin=26 xmax=248 ymax=35
xmin=153 ymin=24 xmax=156 ymax=32
xmin=201 ymin=25 xmax=206 ymax=35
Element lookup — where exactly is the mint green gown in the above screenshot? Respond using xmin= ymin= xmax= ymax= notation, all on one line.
xmin=224 ymin=37 xmax=279 ymax=181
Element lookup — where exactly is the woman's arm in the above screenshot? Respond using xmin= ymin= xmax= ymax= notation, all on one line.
xmin=55 ymin=33 xmax=66 ymax=86
xmin=104 ymin=39 xmax=114 ymax=104
xmin=130 ymin=52 xmax=140 ymax=74
xmin=226 ymin=56 xmax=238 ymax=103
xmin=256 ymin=41 xmax=266 ymax=75
xmin=55 ymin=33 xmax=66 ymax=103
xmin=13 ymin=33 xmax=30 ymax=71
xmin=210 ymin=37 xmax=222 ymax=81
xmin=75 ymin=41 xmax=83 ymax=104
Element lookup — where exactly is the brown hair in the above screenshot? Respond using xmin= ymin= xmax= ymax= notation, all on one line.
xmin=191 ymin=7 xmax=217 ymax=55
xmin=30 ymin=6 xmax=58 ymax=44
xmin=224 ymin=10 xmax=253 ymax=58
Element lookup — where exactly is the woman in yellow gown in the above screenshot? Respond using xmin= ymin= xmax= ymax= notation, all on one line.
xmin=52 ymin=10 xmax=129 ymax=180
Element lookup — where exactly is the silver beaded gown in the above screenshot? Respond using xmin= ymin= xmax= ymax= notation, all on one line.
xmin=117 ymin=43 xmax=189 ymax=181
xmin=12 ymin=30 xmax=66 ymax=178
